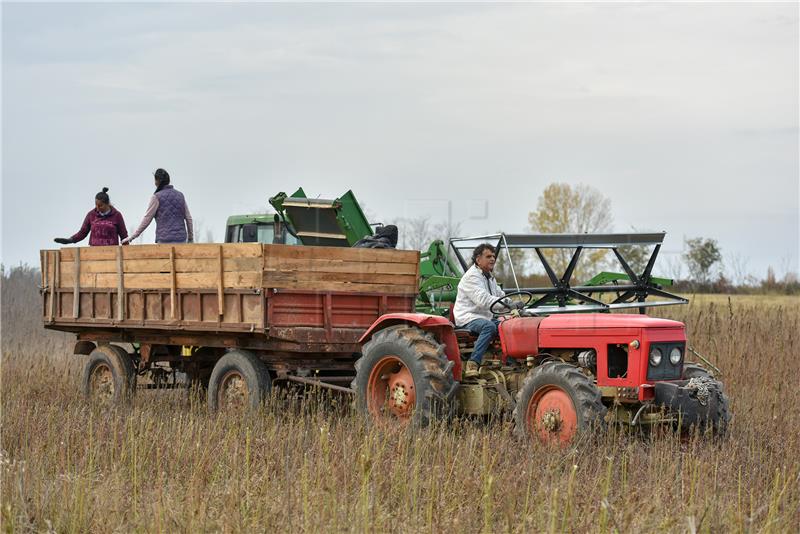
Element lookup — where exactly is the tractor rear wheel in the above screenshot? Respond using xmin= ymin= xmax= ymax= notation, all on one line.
xmin=352 ymin=325 xmax=457 ymax=427
xmin=82 ymin=344 xmax=137 ymax=404
xmin=514 ymin=361 xmax=607 ymax=445
xmin=207 ymin=350 xmax=271 ymax=413
xmin=681 ymin=363 xmax=730 ymax=435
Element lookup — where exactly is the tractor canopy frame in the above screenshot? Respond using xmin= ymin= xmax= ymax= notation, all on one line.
xmin=448 ymin=232 xmax=687 ymax=314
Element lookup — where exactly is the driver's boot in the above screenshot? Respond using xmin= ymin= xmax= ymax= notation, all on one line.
xmin=464 ymin=360 xmax=479 ymax=378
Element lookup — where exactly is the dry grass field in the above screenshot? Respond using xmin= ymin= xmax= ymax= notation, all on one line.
xmin=2 ymin=266 xmax=799 ymax=532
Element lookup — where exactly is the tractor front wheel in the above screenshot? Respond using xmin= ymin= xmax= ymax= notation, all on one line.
xmin=681 ymin=363 xmax=730 ymax=436
xmin=352 ymin=325 xmax=457 ymax=427
xmin=514 ymin=361 xmax=607 ymax=445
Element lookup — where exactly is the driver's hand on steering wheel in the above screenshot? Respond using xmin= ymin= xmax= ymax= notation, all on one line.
xmin=505 ymin=300 xmax=525 ymax=311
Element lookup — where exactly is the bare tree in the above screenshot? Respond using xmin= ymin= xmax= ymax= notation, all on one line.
xmin=192 ymin=219 xmax=216 ymax=243
xmin=393 ymin=216 xmax=461 ymax=252
xmin=726 ymin=252 xmax=752 ymax=287
xmin=664 ymin=255 xmax=684 ymax=283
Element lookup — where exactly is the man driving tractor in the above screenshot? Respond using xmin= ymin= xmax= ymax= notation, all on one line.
xmin=453 ymin=243 xmax=523 ymax=378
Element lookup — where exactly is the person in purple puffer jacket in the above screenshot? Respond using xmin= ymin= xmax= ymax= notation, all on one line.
xmin=54 ymin=187 xmax=128 ymax=246
xmin=122 ymin=168 xmax=194 ymax=244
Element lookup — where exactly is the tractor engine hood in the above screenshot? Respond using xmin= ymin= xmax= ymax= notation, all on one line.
xmin=538 ymin=314 xmax=684 ymax=330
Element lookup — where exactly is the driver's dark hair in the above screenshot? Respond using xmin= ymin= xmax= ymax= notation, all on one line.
xmin=471 ymin=243 xmax=496 ymax=264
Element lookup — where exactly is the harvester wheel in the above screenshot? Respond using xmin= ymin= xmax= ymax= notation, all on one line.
xmin=514 ymin=361 xmax=606 ymax=445
xmin=352 ymin=325 xmax=457 ymax=427
xmin=82 ymin=344 xmax=136 ymax=404
xmin=207 ymin=350 xmax=271 ymax=413
xmin=681 ymin=363 xmax=730 ymax=435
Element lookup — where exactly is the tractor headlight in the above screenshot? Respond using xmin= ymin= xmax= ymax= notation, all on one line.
xmin=669 ymin=347 xmax=682 ymax=365
xmin=649 ymin=347 xmax=663 ymax=367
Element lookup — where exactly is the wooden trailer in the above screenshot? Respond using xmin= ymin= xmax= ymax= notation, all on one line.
xmin=41 ymin=243 xmax=419 ymax=407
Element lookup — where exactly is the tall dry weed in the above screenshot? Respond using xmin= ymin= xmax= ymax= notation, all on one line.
xmin=2 ymin=267 xmax=799 ymax=532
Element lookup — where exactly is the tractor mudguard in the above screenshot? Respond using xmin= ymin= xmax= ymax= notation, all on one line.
xmin=654 ymin=380 xmax=722 ymax=430
xmin=359 ymin=313 xmax=463 ymax=381
xmin=499 ymin=316 xmax=544 ymax=358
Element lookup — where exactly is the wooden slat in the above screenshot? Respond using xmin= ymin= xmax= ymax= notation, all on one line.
xmin=125 ymin=243 xmax=261 ymax=260
xmin=170 ymin=247 xmax=176 ymax=320
xmin=54 ymin=251 xmax=61 ymax=319
xmin=264 ymin=271 xmax=417 ymax=287
xmin=217 ymin=245 xmax=224 ymax=319
xmin=116 ymin=247 xmax=125 ymax=320
xmin=60 ymin=271 xmax=261 ymax=290
xmin=263 ymin=257 xmax=418 ymax=276
xmin=59 ymin=243 xmax=262 ymax=261
xmin=48 ymin=251 xmax=56 ymax=321
xmin=73 ymin=248 xmax=81 ymax=318
xmin=59 ymin=247 xmax=116 ymax=262
xmin=59 ymin=271 xmax=412 ymax=293
xmin=263 ymin=244 xmax=419 ymax=264
xmin=60 ymin=257 xmax=263 ymax=274
xmin=40 ymin=250 xmax=46 ymax=289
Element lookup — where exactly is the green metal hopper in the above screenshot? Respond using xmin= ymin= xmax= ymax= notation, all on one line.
xmin=269 ymin=188 xmax=373 ymax=247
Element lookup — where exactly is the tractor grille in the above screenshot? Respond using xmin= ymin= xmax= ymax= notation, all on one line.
xmin=646 ymin=342 xmax=685 ymax=380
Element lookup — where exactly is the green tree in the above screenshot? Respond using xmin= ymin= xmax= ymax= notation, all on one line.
xmin=683 ymin=237 xmax=722 ymax=284
xmin=528 ymin=183 xmax=613 ymax=282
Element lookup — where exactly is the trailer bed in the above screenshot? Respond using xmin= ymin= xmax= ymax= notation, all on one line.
xmin=41 ymin=243 xmax=419 ymax=353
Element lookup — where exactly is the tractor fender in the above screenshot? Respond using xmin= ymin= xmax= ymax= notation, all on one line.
xmin=359 ymin=313 xmax=463 ymax=381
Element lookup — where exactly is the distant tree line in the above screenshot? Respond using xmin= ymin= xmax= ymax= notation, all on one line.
xmin=393 ymin=182 xmax=799 ymax=295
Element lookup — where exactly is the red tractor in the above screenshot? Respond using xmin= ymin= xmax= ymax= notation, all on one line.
xmin=352 ymin=233 xmax=730 ymax=444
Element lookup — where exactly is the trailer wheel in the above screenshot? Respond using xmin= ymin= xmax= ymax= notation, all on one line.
xmin=207 ymin=350 xmax=271 ymax=413
xmin=352 ymin=325 xmax=457 ymax=427
xmin=82 ymin=344 xmax=136 ymax=404
xmin=682 ymin=363 xmax=730 ymax=435
xmin=514 ymin=361 xmax=607 ymax=445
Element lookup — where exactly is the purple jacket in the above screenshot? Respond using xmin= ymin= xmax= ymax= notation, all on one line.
xmin=154 ymin=186 xmax=189 ymax=243
xmin=70 ymin=207 xmax=128 ymax=246
xmin=125 ymin=185 xmax=194 ymax=244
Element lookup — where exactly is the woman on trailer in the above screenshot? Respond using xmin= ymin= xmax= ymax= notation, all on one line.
xmin=54 ymin=187 xmax=128 ymax=246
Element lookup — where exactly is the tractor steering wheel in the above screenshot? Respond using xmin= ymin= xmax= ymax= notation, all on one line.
xmin=490 ymin=290 xmax=534 ymax=315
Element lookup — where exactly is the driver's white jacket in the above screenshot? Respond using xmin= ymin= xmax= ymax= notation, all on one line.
xmin=453 ymin=264 xmax=505 ymax=327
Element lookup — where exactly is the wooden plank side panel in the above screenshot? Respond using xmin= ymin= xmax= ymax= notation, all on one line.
xmin=60 ymin=271 xmax=262 ymax=290
xmin=263 ymin=244 xmax=419 ymax=265
xmin=58 ymin=243 xmax=262 ymax=262
xmin=60 ymin=257 xmax=263 ymax=274
xmin=262 ymin=273 xmax=416 ymax=292
xmin=262 ymin=243 xmax=419 ymax=295
xmin=263 ymin=257 xmax=418 ymax=275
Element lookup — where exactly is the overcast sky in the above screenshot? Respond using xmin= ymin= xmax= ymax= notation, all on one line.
xmin=2 ymin=2 xmax=798 ymax=279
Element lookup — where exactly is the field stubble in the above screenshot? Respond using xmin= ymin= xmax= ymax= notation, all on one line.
xmin=1 ymin=267 xmax=799 ymax=532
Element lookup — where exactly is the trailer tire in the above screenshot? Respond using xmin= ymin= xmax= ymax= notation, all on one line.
xmin=207 ymin=350 xmax=271 ymax=413
xmin=352 ymin=325 xmax=457 ymax=428
xmin=82 ymin=344 xmax=136 ymax=404
xmin=514 ymin=361 xmax=607 ymax=445
xmin=682 ymin=363 xmax=730 ymax=436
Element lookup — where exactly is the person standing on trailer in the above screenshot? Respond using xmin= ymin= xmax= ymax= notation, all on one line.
xmin=54 ymin=187 xmax=128 ymax=246
xmin=453 ymin=243 xmax=521 ymax=378
xmin=122 ymin=168 xmax=194 ymax=244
